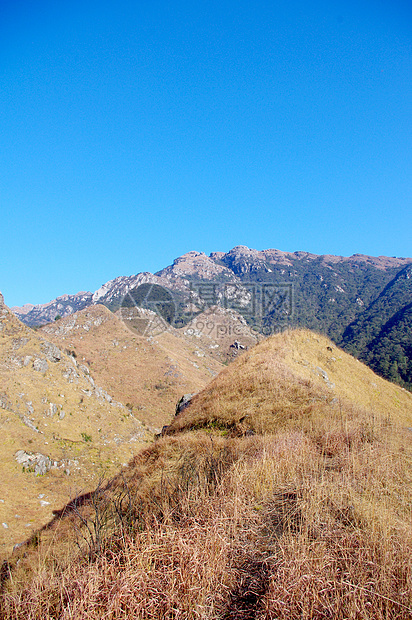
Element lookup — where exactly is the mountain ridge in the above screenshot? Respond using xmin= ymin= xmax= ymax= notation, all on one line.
xmin=2 ymin=294 xmax=253 ymax=553
xmin=11 ymin=246 xmax=412 ymax=326
xmin=3 ymin=328 xmax=412 ymax=618
xmin=0 ymin=292 xmax=153 ymax=554
xmin=8 ymin=245 xmax=412 ymax=389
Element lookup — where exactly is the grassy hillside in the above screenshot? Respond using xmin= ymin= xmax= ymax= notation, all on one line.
xmin=40 ymin=305 xmax=224 ymax=430
xmin=0 ymin=298 xmax=154 ymax=555
xmin=1 ymin=330 xmax=412 ymax=619
xmin=0 ymin=297 xmax=237 ymax=554
xmin=167 ymin=329 xmax=412 ymax=435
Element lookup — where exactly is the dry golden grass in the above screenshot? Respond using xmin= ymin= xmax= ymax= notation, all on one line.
xmin=0 ymin=303 xmax=155 ymax=555
xmin=0 ymin=301 xmax=224 ymax=555
xmin=1 ymin=329 xmax=412 ymax=619
xmin=167 ymin=329 xmax=412 ymax=435
xmin=41 ymin=305 xmax=223 ymax=429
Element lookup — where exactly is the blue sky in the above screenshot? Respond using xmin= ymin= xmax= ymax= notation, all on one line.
xmin=1 ymin=0 xmax=411 ymax=307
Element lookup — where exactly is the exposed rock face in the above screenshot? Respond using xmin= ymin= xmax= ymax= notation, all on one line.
xmin=156 ymin=251 xmax=235 ymax=281
xmin=15 ymin=450 xmax=53 ymax=476
xmin=175 ymin=394 xmax=194 ymax=416
xmin=33 ymin=358 xmax=48 ymax=373
xmin=10 ymin=302 xmax=34 ymax=316
xmin=93 ymin=273 xmax=167 ymax=304
xmin=41 ymin=342 xmax=62 ymax=362
xmin=8 ymin=248 xmax=412 ymax=388
xmin=220 ymin=245 xmax=274 ymax=274
xmin=10 ymin=247 xmax=412 ymax=329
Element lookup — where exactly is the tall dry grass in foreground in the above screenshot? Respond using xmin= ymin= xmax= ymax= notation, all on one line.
xmin=2 ymin=330 xmax=412 ymax=619
xmin=2 ymin=420 xmax=411 ymax=619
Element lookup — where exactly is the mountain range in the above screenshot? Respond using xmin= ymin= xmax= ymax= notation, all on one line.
xmin=2 ymin=250 xmax=412 ymax=616
xmin=11 ymin=246 xmax=412 ymax=389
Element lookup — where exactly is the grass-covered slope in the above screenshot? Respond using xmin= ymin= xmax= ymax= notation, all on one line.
xmin=167 ymin=329 xmax=412 ymax=435
xmin=40 ymin=304 xmax=223 ymax=430
xmin=0 ymin=296 xmax=152 ymax=555
xmin=2 ymin=330 xmax=412 ymax=619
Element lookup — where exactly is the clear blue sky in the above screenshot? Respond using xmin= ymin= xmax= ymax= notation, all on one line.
xmin=1 ymin=0 xmax=411 ymax=307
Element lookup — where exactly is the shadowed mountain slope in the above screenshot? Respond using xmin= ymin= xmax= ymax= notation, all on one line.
xmin=341 ymin=264 xmax=412 ymax=388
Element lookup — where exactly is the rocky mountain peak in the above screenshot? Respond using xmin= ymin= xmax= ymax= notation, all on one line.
xmin=220 ymin=245 xmax=271 ymax=274
xmin=227 ymin=245 xmax=257 ymax=257
xmin=9 ymin=246 xmax=412 ymax=337
xmin=176 ymin=250 xmax=206 ymax=260
xmin=10 ymin=303 xmax=35 ymax=316
xmin=156 ymin=250 xmax=234 ymax=280
xmin=209 ymin=251 xmax=225 ymax=261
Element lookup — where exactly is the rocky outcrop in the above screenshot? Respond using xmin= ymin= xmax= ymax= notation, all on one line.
xmin=41 ymin=342 xmax=62 ymax=362
xmin=15 ymin=450 xmax=53 ymax=476
xmin=32 ymin=358 xmax=48 ymax=373
xmin=175 ymin=394 xmax=194 ymax=416
xmin=220 ymin=245 xmax=275 ymax=275
xmin=156 ymin=251 xmax=235 ymax=281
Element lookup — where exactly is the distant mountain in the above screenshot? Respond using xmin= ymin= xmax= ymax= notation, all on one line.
xmin=11 ymin=291 xmax=93 ymax=325
xmin=10 ymin=246 xmax=412 ymax=388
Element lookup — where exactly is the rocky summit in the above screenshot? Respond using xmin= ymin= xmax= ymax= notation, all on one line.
xmin=11 ymin=247 xmax=412 ymax=329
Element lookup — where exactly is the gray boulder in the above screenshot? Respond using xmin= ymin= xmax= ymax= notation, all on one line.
xmin=42 ymin=342 xmax=62 ymax=362
xmin=33 ymin=358 xmax=48 ymax=373
xmin=175 ymin=394 xmax=194 ymax=416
